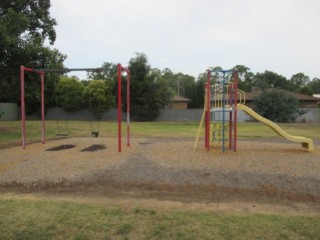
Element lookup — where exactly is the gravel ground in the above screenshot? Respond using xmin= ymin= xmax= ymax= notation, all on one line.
xmin=0 ymin=137 xmax=319 ymax=200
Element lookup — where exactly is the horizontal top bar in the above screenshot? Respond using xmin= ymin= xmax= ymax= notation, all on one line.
xmin=23 ymin=67 xmax=36 ymax=72
xmin=34 ymin=68 xmax=103 ymax=73
xmin=117 ymin=63 xmax=130 ymax=73
xmin=121 ymin=67 xmax=130 ymax=73
xmin=22 ymin=67 xmax=44 ymax=74
xmin=208 ymin=68 xmax=234 ymax=73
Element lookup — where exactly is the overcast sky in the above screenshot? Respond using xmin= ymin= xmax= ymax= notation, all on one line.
xmin=50 ymin=0 xmax=320 ymax=80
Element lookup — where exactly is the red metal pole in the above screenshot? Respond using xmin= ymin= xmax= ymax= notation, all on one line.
xmin=206 ymin=84 xmax=210 ymax=151
xmin=23 ymin=67 xmax=34 ymax=72
xmin=126 ymin=71 xmax=130 ymax=147
xmin=20 ymin=66 xmax=26 ymax=149
xmin=40 ymin=72 xmax=45 ymax=144
xmin=204 ymin=87 xmax=208 ymax=148
xmin=206 ymin=70 xmax=211 ymax=151
xmin=117 ymin=64 xmax=122 ymax=152
xmin=229 ymin=83 xmax=232 ymax=149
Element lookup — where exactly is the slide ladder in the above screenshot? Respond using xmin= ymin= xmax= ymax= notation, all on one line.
xmin=237 ymin=104 xmax=314 ymax=151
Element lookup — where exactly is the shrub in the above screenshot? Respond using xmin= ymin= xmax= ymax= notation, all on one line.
xmin=83 ymin=80 xmax=115 ymax=119
xmin=252 ymin=90 xmax=299 ymax=122
xmin=56 ymin=76 xmax=85 ymax=112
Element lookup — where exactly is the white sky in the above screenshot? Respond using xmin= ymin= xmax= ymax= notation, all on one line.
xmin=50 ymin=0 xmax=320 ymax=80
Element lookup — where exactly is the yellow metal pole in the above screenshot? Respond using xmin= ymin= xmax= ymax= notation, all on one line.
xmin=194 ymin=88 xmax=208 ymax=151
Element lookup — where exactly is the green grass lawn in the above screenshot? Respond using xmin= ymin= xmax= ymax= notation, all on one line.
xmin=0 ymin=199 xmax=319 ymax=240
xmin=0 ymin=120 xmax=319 ymax=145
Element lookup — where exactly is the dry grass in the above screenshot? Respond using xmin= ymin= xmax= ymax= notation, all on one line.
xmin=1 ymin=198 xmax=320 ymax=240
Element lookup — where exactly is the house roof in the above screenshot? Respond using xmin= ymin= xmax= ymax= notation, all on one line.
xmin=170 ymin=96 xmax=191 ymax=102
xmin=245 ymin=89 xmax=319 ymax=101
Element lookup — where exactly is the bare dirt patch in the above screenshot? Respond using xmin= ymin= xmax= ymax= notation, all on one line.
xmin=0 ymin=137 xmax=319 ymax=215
xmin=46 ymin=144 xmax=77 ymax=151
xmin=80 ymin=144 xmax=107 ymax=152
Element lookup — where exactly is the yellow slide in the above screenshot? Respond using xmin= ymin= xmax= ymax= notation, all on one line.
xmin=238 ymin=104 xmax=314 ymax=151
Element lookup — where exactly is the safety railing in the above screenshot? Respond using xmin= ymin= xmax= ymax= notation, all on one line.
xmin=237 ymin=89 xmax=246 ymax=105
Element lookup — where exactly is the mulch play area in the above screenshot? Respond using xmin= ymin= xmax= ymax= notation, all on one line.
xmin=0 ymin=137 xmax=319 ymax=204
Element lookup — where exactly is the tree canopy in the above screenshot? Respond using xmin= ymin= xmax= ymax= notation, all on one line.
xmin=83 ymin=80 xmax=115 ymax=119
xmin=128 ymin=53 xmax=174 ymax=121
xmin=0 ymin=0 xmax=66 ymax=108
xmin=252 ymin=71 xmax=290 ymax=90
xmin=56 ymin=76 xmax=84 ymax=112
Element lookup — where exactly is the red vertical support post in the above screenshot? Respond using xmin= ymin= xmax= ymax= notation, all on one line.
xmin=204 ymin=86 xmax=208 ymax=148
xmin=233 ymin=71 xmax=238 ymax=152
xmin=40 ymin=72 xmax=45 ymax=144
xmin=117 ymin=64 xmax=122 ymax=152
xmin=206 ymin=83 xmax=211 ymax=151
xmin=20 ymin=66 xmax=26 ymax=149
xmin=126 ymin=71 xmax=130 ymax=147
xmin=205 ymin=70 xmax=211 ymax=151
xmin=229 ymin=83 xmax=233 ymax=149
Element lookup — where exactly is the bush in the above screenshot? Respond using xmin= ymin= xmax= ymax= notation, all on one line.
xmin=83 ymin=80 xmax=115 ymax=119
xmin=252 ymin=90 xmax=299 ymax=122
xmin=56 ymin=76 xmax=85 ymax=112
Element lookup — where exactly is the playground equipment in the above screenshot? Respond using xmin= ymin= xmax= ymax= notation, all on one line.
xmin=117 ymin=64 xmax=131 ymax=152
xmin=237 ymin=104 xmax=314 ymax=151
xmin=194 ymin=68 xmax=239 ymax=152
xmin=20 ymin=66 xmax=45 ymax=146
xmin=194 ymin=67 xmax=314 ymax=152
xmin=20 ymin=64 xmax=131 ymax=152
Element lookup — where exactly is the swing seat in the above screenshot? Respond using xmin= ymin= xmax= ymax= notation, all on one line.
xmin=56 ymin=133 xmax=69 ymax=136
xmin=91 ymin=130 xmax=99 ymax=138
xmin=56 ymin=131 xmax=69 ymax=136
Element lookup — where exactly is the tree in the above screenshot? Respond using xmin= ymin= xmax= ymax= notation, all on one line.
xmin=161 ymin=68 xmax=176 ymax=92
xmin=128 ymin=53 xmax=172 ymax=121
xmin=89 ymin=62 xmax=117 ymax=82
xmin=308 ymin=78 xmax=320 ymax=94
xmin=56 ymin=76 xmax=84 ymax=112
xmin=193 ymin=72 xmax=207 ymax=108
xmin=289 ymin=73 xmax=310 ymax=91
xmin=234 ymin=64 xmax=254 ymax=92
xmin=83 ymin=80 xmax=115 ymax=119
xmin=208 ymin=66 xmax=223 ymax=83
xmin=161 ymin=68 xmax=199 ymax=106
xmin=168 ymin=72 xmax=194 ymax=97
xmin=298 ymin=86 xmax=313 ymax=96
xmin=252 ymin=90 xmax=299 ymax=122
xmin=253 ymin=71 xmax=290 ymax=90
xmin=0 ymin=0 xmax=66 ymax=109
xmin=183 ymin=75 xmax=197 ymax=108
xmin=148 ymin=68 xmax=173 ymax=107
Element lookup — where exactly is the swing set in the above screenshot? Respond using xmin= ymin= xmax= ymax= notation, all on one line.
xmin=20 ymin=64 xmax=130 ymax=152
